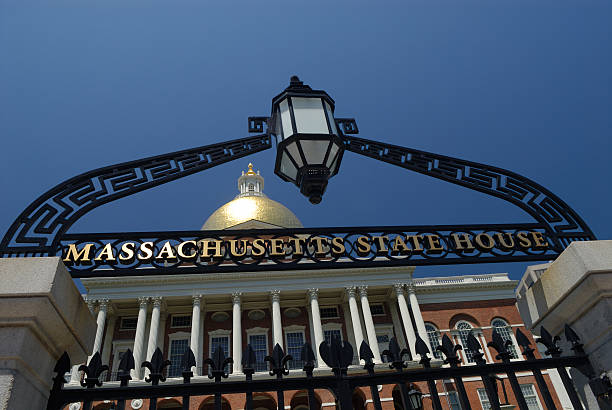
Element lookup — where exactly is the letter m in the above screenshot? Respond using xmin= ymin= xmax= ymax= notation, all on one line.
xmin=63 ymin=243 xmax=94 ymax=265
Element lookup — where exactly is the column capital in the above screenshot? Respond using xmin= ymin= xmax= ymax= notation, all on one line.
xmin=358 ymin=286 xmax=368 ymax=298
xmin=137 ymin=296 xmax=149 ymax=308
xmin=405 ymin=281 xmax=416 ymax=293
xmin=307 ymin=288 xmax=319 ymax=301
xmin=393 ymin=283 xmax=406 ymax=296
xmin=345 ymin=286 xmax=357 ymax=299
xmin=192 ymin=295 xmax=202 ymax=307
xmin=151 ymin=296 xmax=163 ymax=308
xmin=231 ymin=291 xmax=242 ymax=304
xmin=97 ymin=298 xmax=110 ymax=309
xmin=270 ymin=289 xmax=281 ymax=303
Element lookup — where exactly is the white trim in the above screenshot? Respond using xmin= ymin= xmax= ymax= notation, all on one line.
xmin=168 ymin=331 xmax=190 ymax=343
xmin=284 ymin=327 xmax=306 ymax=355
xmin=208 ymin=329 xmax=232 ymax=359
xmin=246 ymin=327 xmax=269 ymax=336
xmin=322 ymin=323 xmax=343 ymax=342
xmin=283 ymin=324 xmax=306 ymax=332
xmin=110 ymin=340 xmax=134 ymax=376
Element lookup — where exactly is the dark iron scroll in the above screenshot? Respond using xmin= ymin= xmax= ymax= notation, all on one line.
xmin=0 ymin=135 xmax=271 ymax=257
xmin=343 ymin=135 xmax=596 ymax=248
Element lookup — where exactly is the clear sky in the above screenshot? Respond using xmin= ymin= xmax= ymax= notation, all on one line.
xmin=1 ymin=0 xmax=610 ymax=283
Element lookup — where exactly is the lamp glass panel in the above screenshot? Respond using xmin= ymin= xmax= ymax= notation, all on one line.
xmin=324 ymin=101 xmax=338 ymax=134
xmin=325 ymin=143 xmax=339 ymax=167
xmin=279 ymin=99 xmax=294 ymax=140
xmin=328 ymin=150 xmax=340 ymax=173
xmin=292 ymin=97 xmax=329 ymax=134
xmin=280 ymin=152 xmax=298 ymax=180
xmin=275 ymin=108 xmax=283 ymax=141
xmin=286 ymin=141 xmax=303 ymax=167
xmin=300 ymin=140 xmax=329 ymax=165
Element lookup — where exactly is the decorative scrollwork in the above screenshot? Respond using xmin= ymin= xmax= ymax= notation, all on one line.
xmin=335 ymin=118 xmax=359 ymax=134
xmin=0 ymin=135 xmax=271 ymax=257
xmin=343 ymin=135 xmax=596 ymax=248
xmin=248 ymin=117 xmax=269 ymax=133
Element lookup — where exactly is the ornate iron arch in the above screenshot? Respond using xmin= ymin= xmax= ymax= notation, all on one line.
xmin=0 ymin=121 xmax=595 ymax=260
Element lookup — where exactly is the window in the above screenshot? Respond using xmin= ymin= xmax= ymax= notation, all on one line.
xmin=320 ymin=307 xmax=339 ymax=319
xmin=168 ymin=338 xmax=189 ymax=377
xmin=324 ymin=329 xmax=342 ymax=344
xmin=425 ymin=323 xmax=443 ymax=359
xmin=456 ymin=321 xmax=476 ymax=363
xmin=248 ymin=334 xmax=268 ymax=372
xmin=120 ymin=317 xmax=137 ymax=330
xmin=171 ymin=315 xmax=191 ymax=328
xmin=210 ymin=335 xmax=231 ymax=374
xmin=285 ymin=331 xmax=305 ymax=369
xmin=477 ymin=388 xmax=491 ymax=410
xmin=520 ymin=384 xmax=543 ymax=410
xmin=491 ymin=319 xmax=519 ymax=359
xmin=448 ymin=391 xmax=462 ymax=410
xmin=370 ymin=304 xmax=385 ymax=315
xmin=374 ymin=325 xmax=394 ymax=363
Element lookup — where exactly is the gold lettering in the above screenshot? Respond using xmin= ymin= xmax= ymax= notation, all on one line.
xmin=424 ymin=235 xmax=444 ymax=254
xmin=137 ymin=242 xmax=155 ymax=261
xmin=474 ymin=233 xmax=495 ymax=251
xmin=355 ymin=236 xmax=371 ymax=256
xmin=310 ymin=237 xmax=329 ymax=257
xmin=452 ymin=233 xmax=475 ymax=252
xmin=406 ymin=235 xmax=424 ymax=253
xmin=94 ymin=243 xmax=116 ymax=262
xmin=330 ymin=237 xmax=345 ymax=256
xmin=269 ymin=238 xmax=286 ymax=256
xmin=517 ymin=232 xmax=532 ymax=248
xmin=251 ymin=238 xmax=266 ymax=257
xmin=228 ymin=239 xmax=248 ymax=257
xmin=156 ymin=241 xmax=177 ymax=261
xmin=287 ymin=238 xmax=306 ymax=256
xmin=177 ymin=240 xmax=198 ymax=260
xmin=495 ymin=232 xmax=515 ymax=250
xmin=391 ymin=236 xmax=411 ymax=255
xmin=200 ymin=240 xmax=223 ymax=259
xmin=63 ymin=243 xmax=94 ymax=265
xmin=530 ymin=232 xmax=549 ymax=249
xmin=371 ymin=236 xmax=388 ymax=255
xmin=119 ymin=242 xmax=136 ymax=262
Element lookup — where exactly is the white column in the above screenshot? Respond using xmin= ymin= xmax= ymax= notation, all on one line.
xmin=346 ymin=287 xmax=364 ymax=358
xmin=394 ymin=283 xmax=417 ymax=359
xmin=190 ymin=295 xmax=202 ymax=374
xmin=232 ymin=292 xmax=242 ymax=374
xmin=308 ymin=288 xmax=327 ymax=368
xmin=270 ymin=290 xmax=283 ymax=349
xmin=406 ymin=282 xmax=432 ymax=353
xmin=132 ymin=297 xmax=149 ymax=379
xmin=91 ymin=299 xmax=108 ymax=356
xmin=101 ymin=309 xmax=116 ymax=367
xmin=198 ymin=309 xmax=205 ymax=376
xmin=69 ymin=365 xmax=81 ymax=384
xmin=144 ymin=297 xmax=162 ymax=378
xmin=358 ymin=286 xmax=382 ymax=363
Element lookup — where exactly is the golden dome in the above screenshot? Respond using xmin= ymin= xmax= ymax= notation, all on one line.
xmin=201 ymin=196 xmax=303 ymax=230
xmin=202 ymin=163 xmax=303 ymax=230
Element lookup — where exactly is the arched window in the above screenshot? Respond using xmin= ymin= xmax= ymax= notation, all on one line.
xmin=492 ymin=318 xmax=519 ymax=359
xmin=456 ymin=321 xmax=476 ymax=363
xmin=425 ymin=323 xmax=443 ymax=359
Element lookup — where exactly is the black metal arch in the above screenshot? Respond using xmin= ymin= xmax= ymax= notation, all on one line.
xmin=0 ymin=121 xmax=595 ymax=259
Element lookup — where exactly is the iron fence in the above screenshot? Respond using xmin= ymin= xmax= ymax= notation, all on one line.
xmin=48 ymin=325 xmax=610 ymax=410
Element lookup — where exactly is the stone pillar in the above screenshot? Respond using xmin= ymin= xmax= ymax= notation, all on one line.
xmin=346 ymin=287 xmax=364 ymax=359
xmin=270 ymin=290 xmax=283 ymax=349
xmin=132 ymin=297 xmax=149 ymax=379
xmin=232 ymin=292 xmax=242 ymax=374
xmin=394 ymin=283 xmax=417 ymax=359
xmin=144 ymin=297 xmax=162 ymax=377
xmin=91 ymin=298 xmax=109 ymax=356
xmin=190 ymin=295 xmax=202 ymax=375
xmin=358 ymin=286 xmax=382 ymax=363
xmin=0 ymin=257 xmax=96 ymax=409
xmin=406 ymin=282 xmax=432 ymax=353
xmin=308 ymin=288 xmax=327 ymax=368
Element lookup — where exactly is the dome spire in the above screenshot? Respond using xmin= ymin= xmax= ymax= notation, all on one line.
xmin=238 ymin=163 xmax=264 ymax=197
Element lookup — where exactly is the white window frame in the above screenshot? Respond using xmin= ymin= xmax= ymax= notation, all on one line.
xmin=110 ymin=340 xmax=134 ymax=379
xmin=322 ymin=322 xmax=343 ymax=343
xmin=454 ymin=320 xmax=481 ymax=365
xmin=319 ymin=306 xmax=339 ymax=319
xmin=284 ymin=325 xmax=306 ymax=369
xmin=208 ymin=329 xmax=232 ymax=374
xmin=491 ymin=318 xmax=523 ymax=361
xmin=246 ymin=327 xmax=269 ymax=373
xmin=170 ymin=314 xmax=192 ymax=328
xmin=370 ymin=303 xmax=386 ymax=316
xmin=520 ymin=383 xmax=544 ymax=410
xmin=477 ymin=388 xmax=491 ymax=410
xmin=374 ymin=324 xmax=394 ymax=362
xmin=167 ymin=331 xmax=190 ymax=378
xmin=425 ymin=323 xmax=444 ymax=360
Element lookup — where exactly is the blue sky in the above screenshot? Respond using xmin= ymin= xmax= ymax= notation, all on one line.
xmin=1 ymin=1 xmax=610 ymax=282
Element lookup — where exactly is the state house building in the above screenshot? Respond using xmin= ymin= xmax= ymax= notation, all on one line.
xmin=71 ymin=164 xmax=569 ymax=410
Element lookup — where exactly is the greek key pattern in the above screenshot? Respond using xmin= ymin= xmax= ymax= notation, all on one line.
xmin=344 ymin=136 xmax=596 ymax=248
xmin=0 ymin=135 xmax=271 ymax=256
